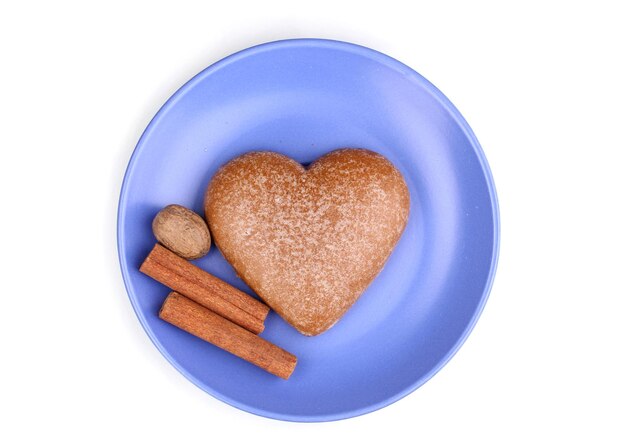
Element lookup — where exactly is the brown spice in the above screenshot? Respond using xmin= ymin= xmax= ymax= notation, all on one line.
xmin=140 ymin=244 xmax=269 ymax=334
xmin=152 ymin=204 xmax=211 ymax=259
xmin=160 ymin=292 xmax=297 ymax=379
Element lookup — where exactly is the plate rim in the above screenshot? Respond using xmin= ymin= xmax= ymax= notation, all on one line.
xmin=117 ymin=38 xmax=500 ymax=422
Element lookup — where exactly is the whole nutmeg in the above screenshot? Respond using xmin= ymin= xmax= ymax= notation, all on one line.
xmin=152 ymin=205 xmax=211 ymax=259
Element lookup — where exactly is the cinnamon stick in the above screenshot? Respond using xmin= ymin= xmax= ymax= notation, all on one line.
xmin=160 ymin=292 xmax=297 ymax=379
xmin=140 ymin=244 xmax=269 ymax=334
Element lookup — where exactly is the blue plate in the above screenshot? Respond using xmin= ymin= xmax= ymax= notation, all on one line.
xmin=118 ymin=39 xmax=499 ymax=421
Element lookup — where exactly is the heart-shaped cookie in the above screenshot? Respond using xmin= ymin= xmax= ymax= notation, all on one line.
xmin=205 ymin=149 xmax=410 ymax=336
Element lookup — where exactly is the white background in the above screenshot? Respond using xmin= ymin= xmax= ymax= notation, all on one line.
xmin=1 ymin=1 xmax=624 ymax=446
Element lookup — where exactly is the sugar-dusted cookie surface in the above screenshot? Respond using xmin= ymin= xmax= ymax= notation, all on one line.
xmin=205 ymin=149 xmax=410 ymax=336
